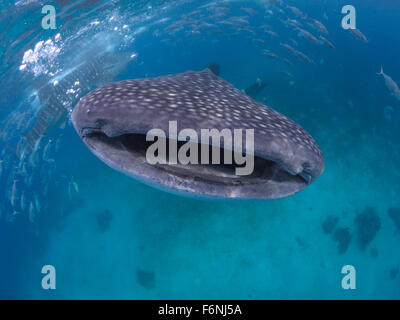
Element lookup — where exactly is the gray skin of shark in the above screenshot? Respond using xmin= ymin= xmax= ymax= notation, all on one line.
xmin=71 ymin=69 xmax=325 ymax=199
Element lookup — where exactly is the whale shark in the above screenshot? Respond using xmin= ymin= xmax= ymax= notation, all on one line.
xmin=71 ymin=68 xmax=324 ymax=199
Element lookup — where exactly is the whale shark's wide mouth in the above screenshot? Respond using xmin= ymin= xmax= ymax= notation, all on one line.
xmin=80 ymin=129 xmax=309 ymax=199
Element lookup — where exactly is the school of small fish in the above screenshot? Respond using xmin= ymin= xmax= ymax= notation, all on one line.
xmin=0 ymin=129 xmax=80 ymax=223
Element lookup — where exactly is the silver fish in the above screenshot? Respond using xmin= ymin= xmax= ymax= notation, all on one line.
xmin=319 ymin=35 xmax=336 ymax=50
xmin=20 ymin=192 xmax=26 ymax=212
xmin=264 ymin=52 xmax=279 ymax=59
xmin=34 ymin=194 xmax=40 ymax=213
xmin=286 ymin=5 xmax=305 ymax=19
xmin=308 ymin=18 xmax=328 ymax=34
xmin=11 ymin=179 xmax=17 ymax=207
xmin=241 ymin=7 xmax=258 ymax=15
xmin=283 ymin=45 xmax=313 ymax=64
xmin=289 ymin=38 xmax=298 ymax=46
xmin=265 ymin=30 xmax=278 ymax=37
xmin=297 ymin=28 xmax=320 ymax=45
xmin=280 ymin=42 xmax=296 ymax=53
xmin=283 ymin=58 xmax=294 ymax=66
xmin=377 ymin=66 xmax=400 ymax=99
xmin=29 ymin=202 xmax=35 ymax=223
xmin=350 ymin=28 xmax=368 ymax=43
xmin=55 ymin=135 xmax=62 ymax=152
xmin=71 ymin=178 xmax=79 ymax=193
xmin=252 ymin=38 xmax=268 ymax=45
xmin=282 ymin=71 xmax=294 ymax=79
xmin=285 ymin=18 xmax=303 ymax=29
xmin=295 ymin=49 xmax=313 ymax=64
xmin=42 ymin=139 xmax=52 ymax=161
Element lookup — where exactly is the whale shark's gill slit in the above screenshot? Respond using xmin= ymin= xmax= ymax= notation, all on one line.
xmin=84 ymin=132 xmax=308 ymax=185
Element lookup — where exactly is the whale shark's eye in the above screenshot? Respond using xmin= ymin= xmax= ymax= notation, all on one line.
xmin=95 ymin=119 xmax=108 ymax=127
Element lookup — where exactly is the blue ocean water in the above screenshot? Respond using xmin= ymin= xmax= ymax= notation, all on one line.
xmin=0 ymin=0 xmax=400 ymax=299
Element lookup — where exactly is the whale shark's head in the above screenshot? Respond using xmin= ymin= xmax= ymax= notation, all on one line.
xmin=72 ymin=69 xmax=324 ymax=199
